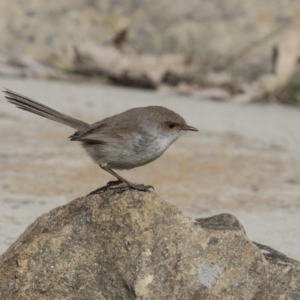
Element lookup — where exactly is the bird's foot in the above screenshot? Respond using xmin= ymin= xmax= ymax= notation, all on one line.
xmin=106 ymin=180 xmax=123 ymax=188
xmin=109 ymin=182 xmax=154 ymax=194
xmin=128 ymin=183 xmax=154 ymax=192
xmin=88 ymin=181 xmax=154 ymax=195
xmin=88 ymin=180 xmax=122 ymax=195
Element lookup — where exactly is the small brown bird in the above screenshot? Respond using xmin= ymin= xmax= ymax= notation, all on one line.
xmin=4 ymin=89 xmax=198 ymax=191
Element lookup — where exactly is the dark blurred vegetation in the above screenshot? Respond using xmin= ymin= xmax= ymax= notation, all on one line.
xmin=273 ymin=68 xmax=300 ymax=106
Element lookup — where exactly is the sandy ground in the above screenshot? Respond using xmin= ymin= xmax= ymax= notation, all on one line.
xmin=1 ymin=78 xmax=300 ymax=260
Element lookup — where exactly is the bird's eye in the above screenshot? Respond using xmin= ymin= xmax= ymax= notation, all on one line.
xmin=168 ymin=123 xmax=175 ymax=129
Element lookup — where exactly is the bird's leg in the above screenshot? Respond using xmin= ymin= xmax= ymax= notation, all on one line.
xmin=100 ymin=164 xmax=154 ymax=192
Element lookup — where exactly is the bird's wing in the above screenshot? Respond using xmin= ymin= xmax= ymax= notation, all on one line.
xmin=69 ymin=121 xmax=127 ymax=143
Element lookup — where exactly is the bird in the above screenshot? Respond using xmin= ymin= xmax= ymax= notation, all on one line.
xmin=4 ymin=89 xmax=198 ymax=191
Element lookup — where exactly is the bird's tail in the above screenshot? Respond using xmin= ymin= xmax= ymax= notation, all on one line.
xmin=3 ymin=89 xmax=90 ymax=131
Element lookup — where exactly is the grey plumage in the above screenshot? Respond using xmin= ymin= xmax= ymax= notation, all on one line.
xmin=4 ymin=89 xmax=90 ymax=131
xmin=4 ymin=89 xmax=198 ymax=190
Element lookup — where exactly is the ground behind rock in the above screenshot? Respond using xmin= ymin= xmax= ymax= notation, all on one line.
xmin=0 ymin=78 xmax=300 ymax=260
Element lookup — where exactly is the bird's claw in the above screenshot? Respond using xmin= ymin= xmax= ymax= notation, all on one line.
xmin=88 ymin=181 xmax=154 ymax=195
xmin=128 ymin=183 xmax=154 ymax=191
xmin=110 ymin=183 xmax=154 ymax=194
xmin=106 ymin=180 xmax=154 ymax=192
xmin=88 ymin=181 xmax=122 ymax=195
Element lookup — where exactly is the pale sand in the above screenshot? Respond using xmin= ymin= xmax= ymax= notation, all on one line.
xmin=1 ymin=78 xmax=300 ymax=260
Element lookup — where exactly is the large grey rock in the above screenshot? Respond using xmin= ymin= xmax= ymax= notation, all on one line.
xmin=0 ymin=187 xmax=299 ymax=299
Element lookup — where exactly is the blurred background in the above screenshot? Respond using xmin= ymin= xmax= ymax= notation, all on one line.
xmin=0 ymin=1 xmax=300 ymax=260
xmin=1 ymin=0 xmax=300 ymax=102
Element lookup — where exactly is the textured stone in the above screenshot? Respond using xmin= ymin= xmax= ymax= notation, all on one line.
xmin=0 ymin=187 xmax=299 ymax=299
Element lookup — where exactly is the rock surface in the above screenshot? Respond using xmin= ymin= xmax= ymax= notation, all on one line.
xmin=0 ymin=187 xmax=299 ymax=299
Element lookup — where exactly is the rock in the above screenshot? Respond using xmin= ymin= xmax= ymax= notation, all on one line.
xmin=0 ymin=55 xmax=63 ymax=79
xmin=7 ymin=55 xmax=62 ymax=79
xmin=0 ymin=62 xmax=25 ymax=77
xmin=0 ymin=187 xmax=299 ymax=299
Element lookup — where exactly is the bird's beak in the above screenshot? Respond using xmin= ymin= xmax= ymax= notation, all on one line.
xmin=182 ymin=125 xmax=198 ymax=132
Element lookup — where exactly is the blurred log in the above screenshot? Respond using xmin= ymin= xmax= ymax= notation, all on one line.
xmin=272 ymin=26 xmax=300 ymax=87
xmin=73 ymin=44 xmax=187 ymax=89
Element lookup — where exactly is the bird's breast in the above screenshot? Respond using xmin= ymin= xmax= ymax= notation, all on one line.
xmin=83 ymin=131 xmax=180 ymax=170
xmin=122 ymin=132 xmax=180 ymax=168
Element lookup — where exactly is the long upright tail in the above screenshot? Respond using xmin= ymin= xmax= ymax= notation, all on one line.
xmin=3 ymin=89 xmax=90 ymax=131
